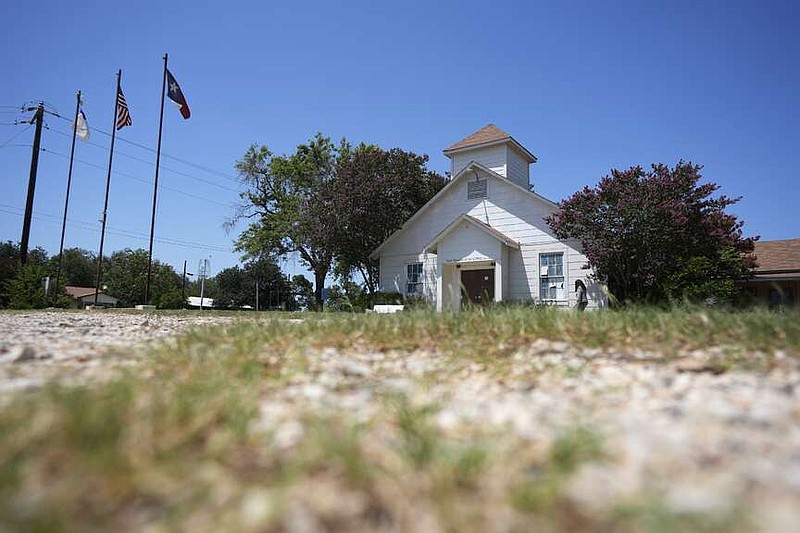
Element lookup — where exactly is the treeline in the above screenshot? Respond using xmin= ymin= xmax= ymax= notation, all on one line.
xmin=0 ymin=243 xmax=310 ymax=310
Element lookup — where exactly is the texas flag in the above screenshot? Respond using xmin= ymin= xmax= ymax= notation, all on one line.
xmin=166 ymin=69 xmax=190 ymax=119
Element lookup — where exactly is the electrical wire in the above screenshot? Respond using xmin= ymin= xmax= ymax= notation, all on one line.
xmin=0 ymin=124 xmax=31 ymax=149
xmin=47 ymin=112 xmax=241 ymax=183
xmin=40 ymin=147 xmax=234 ymax=208
xmin=0 ymin=204 xmax=233 ymax=254
xmin=43 ymin=124 xmax=241 ymax=193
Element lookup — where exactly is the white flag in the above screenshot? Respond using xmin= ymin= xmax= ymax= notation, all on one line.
xmin=75 ymin=110 xmax=89 ymax=141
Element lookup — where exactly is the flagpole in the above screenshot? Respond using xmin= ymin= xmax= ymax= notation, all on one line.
xmin=94 ymin=71 xmax=122 ymax=307
xmin=145 ymin=53 xmax=168 ymax=305
xmin=54 ymin=90 xmax=82 ymax=303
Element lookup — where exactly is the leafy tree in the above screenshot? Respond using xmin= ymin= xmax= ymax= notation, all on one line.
xmin=546 ymin=161 xmax=756 ymax=304
xmin=233 ymin=134 xmax=342 ymax=310
xmin=8 ymin=263 xmax=49 ymax=309
xmin=1 ymin=242 xmax=49 ymax=308
xmin=213 ymin=256 xmax=291 ymax=310
xmin=328 ymin=145 xmax=447 ymax=292
xmin=103 ymin=248 xmax=183 ymax=308
xmin=49 ymin=247 xmax=96 ymax=288
xmin=290 ymin=275 xmax=314 ymax=311
xmin=213 ymin=266 xmax=251 ymax=309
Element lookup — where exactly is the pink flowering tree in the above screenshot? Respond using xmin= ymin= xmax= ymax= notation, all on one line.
xmin=546 ymin=161 xmax=757 ymax=304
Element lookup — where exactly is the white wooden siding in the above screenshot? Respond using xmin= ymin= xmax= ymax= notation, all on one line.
xmin=378 ymin=168 xmax=604 ymax=309
xmin=437 ymin=221 xmax=502 ymax=264
xmin=451 ymin=145 xmax=507 ymax=178
xmin=506 ymin=146 xmax=531 ymax=189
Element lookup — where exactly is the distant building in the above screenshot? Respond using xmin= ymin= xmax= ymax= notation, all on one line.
xmin=370 ymin=124 xmax=607 ymax=311
xmin=64 ymin=286 xmax=119 ymax=308
xmin=744 ymin=238 xmax=800 ymax=308
xmin=187 ymin=296 xmax=215 ymax=308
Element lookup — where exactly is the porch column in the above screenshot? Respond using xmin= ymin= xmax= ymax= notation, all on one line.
xmin=494 ymin=258 xmax=503 ymax=303
xmin=436 ymin=255 xmax=444 ymax=311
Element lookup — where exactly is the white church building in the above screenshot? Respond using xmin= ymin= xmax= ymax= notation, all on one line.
xmin=370 ymin=124 xmax=606 ymax=311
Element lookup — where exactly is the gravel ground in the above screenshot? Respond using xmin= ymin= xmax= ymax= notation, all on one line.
xmin=1 ymin=310 xmax=799 ymax=531
xmin=0 ymin=310 xmax=236 ymax=395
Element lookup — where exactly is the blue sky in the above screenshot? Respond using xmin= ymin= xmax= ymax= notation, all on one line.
xmin=1 ymin=0 xmax=798 ymax=279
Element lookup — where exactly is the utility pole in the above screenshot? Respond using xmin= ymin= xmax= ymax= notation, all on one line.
xmin=198 ymin=257 xmax=209 ymax=310
xmin=181 ymin=260 xmax=193 ymax=309
xmin=20 ymin=103 xmax=45 ymax=265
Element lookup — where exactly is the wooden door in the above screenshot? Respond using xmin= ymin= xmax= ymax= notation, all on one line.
xmin=461 ymin=268 xmax=494 ymax=306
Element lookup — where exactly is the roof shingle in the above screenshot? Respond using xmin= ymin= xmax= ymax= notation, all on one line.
xmin=443 ymin=124 xmax=512 ymax=152
xmin=752 ymin=239 xmax=800 ymax=272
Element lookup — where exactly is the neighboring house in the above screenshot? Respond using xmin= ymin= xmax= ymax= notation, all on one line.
xmin=64 ymin=286 xmax=119 ymax=308
xmin=370 ymin=124 xmax=607 ymax=311
xmin=744 ymin=238 xmax=800 ymax=308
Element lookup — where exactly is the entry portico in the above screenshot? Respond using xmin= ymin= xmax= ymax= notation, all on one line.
xmin=425 ymin=214 xmax=519 ymax=310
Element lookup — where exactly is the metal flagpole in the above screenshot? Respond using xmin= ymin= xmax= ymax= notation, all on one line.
xmin=145 ymin=53 xmax=168 ymax=305
xmin=94 ymin=71 xmax=122 ymax=307
xmin=54 ymin=90 xmax=82 ymax=302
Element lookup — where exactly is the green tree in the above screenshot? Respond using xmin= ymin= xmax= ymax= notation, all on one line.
xmin=233 ymin=134 xmax=342 ymax=310
xmin=214 ymin=257 xmax=291 ymax=310
xmin=103 ymin=249 xmax=183 ymax=308
xmin=213 ymin=266 xmax=251 ymax=309
xmin=8 ymin=263 xmax=49 ymax=309
xmin=328 ymin=145 xmax=447 ymax=292
xmin=290 ymin=275 xmax=314 ymax=311
xmin=1 ymin=242 xmax=50 ymax=308
xmin=546 ymin=162 xmax=756 ymax=304
xmin=49 ymin=247 xmax=96 ymax=288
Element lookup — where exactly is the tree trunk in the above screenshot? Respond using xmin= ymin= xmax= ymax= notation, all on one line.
xmin=313 ymin=270 xmax=326 ymax=311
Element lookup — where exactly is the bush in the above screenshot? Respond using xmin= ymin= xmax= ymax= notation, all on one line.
xmin=8 ymin=264 xmax=48 ymax=309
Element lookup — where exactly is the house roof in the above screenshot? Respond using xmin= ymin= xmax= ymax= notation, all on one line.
xmin=65 ymin=286 xmax=98 ymax=298
xmin=369 ymin=161 xmax=557 ymax=259
xmin=752 ymin=238 xmax=800 ymax=273
xmin=64 ymin=286 xmax=118 ymax=302
xmin=443 ymin=124 xmax=537 ymax=163
xmin=425 ymin=214 xmax=520 ymax=253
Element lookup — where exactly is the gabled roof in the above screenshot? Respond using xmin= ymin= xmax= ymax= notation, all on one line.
xmin=425 ymin=214 xmax=520 ymax=253
xmin=65 ymin=286 xmax=98 ymax=298
xmin=370 ymin=161 xmax=557 ymax=259
xmin=753 ymin=238 xmax=800 ymax=273
xmin=443 ymin=124 xmax=537 ymax=163
xmin=65 ymin=286 xmax=118 ymax=301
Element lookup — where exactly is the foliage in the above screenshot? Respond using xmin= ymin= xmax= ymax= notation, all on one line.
xmin=7 ymin=263 xmax=49 ymax=309
xmin=103 ymin=248 xmax=182 ymax=308
xmin=0 ymin=241 xmax=48 ymax=308
xmin=233 ymin=135 xmax=343 ymax=310
xmin=328 ymin=145 xmax=446 ymax=291
xmin=213 ymin=256 xmax=292 ymax=310
xmin=233 ymin=136 xmax=446 ymax=307
xmin=291 ymin=274 xmax=314 ymax=310
xmin=546 ymin=161 xmax=756 ymax=304
xmin=49 ymin=247 xmax=96 ymax=288
xmin=153 ymin=287 xmax=186 ymax=310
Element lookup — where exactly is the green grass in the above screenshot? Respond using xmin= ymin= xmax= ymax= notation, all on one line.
xmin=0 ymin=307 xmax=794 ymax=530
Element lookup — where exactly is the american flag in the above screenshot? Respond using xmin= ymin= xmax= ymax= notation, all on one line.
xmin=115 ymin=86 xmax=132 ymax=130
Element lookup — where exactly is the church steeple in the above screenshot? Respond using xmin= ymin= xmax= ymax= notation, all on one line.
xmin=443 ymin=124 xmax=537 ymax=189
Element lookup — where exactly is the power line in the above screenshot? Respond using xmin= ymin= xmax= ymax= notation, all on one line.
xmin=0 ymin=204 xmax=234 ymax=254
xmin=43 ymin=124 xmax=241 ymax=193
xmin=48 ymin=112 xmax=241 ymax=183
xmin=40 ymin=147 xmax=234 ymax=208
xmin=0 ymin=124 xmax=31 ymax=149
